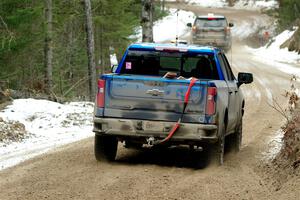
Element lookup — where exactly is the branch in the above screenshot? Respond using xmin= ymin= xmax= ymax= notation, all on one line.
xmin=267 ymin=98 xmax=290 ymax=122
xmin=62 ymin=77 xmax=88 ymax=97
xmin=0 ymin=15 xmax=15 ymax=48
xmin=0 ymin=16 xmax=10 ymax=33
xmin=0 ymin=89 xmax=14 ymax=101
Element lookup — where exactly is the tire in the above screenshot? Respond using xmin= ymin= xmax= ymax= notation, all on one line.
xmin=94 ymin=134 xmax=118 ymax=162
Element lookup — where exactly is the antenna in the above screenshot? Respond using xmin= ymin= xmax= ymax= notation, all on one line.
xmin=230 ymin=42 xmax=233 ymax=67
xmin=175 ymin=9 xmax=179 ymax=46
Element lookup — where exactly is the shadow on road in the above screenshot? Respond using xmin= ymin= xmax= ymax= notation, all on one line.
xmin=115 ymin=146 xmax=212 ymax=169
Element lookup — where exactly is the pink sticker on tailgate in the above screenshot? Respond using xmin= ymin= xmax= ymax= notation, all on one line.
xmin=126 ymin=62 xmax=132 ymax=69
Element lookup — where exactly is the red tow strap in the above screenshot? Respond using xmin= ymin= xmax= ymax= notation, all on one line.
xmin=155 ymin=78 xmax=198 ymax=145
xmin=184 ymin=78 xmax=198 ymax=104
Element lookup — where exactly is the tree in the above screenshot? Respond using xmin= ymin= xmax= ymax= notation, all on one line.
xmin=141 ymin=0 xmax=154 ymax=42
xmin=44 ymin=0 xmax=53 ymax=95
xmin=227 ymin=0 xmax=236 ymax=7
xmin=278 ymin=0 xmax=300 ymax=53
xmin=0 ymin=0 xmax=164 ymax=99
xmin=83 ymin=0 xmax=97 ymax=101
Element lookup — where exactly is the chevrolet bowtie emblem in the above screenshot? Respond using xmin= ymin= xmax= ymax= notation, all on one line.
xmin=146 ymin=89 xmax=164 ymax=96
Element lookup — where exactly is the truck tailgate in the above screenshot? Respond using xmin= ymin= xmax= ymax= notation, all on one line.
xmin=102 ymin=75 xmax=208 ymax=123
xmin=196 ymin=27 xmax=227 ymax=39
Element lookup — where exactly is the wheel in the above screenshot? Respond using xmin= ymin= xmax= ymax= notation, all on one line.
xmin=210 ymin=124 xmax=225 ymax=165
xmin=94 ymin=134 xmax=118 ymax=162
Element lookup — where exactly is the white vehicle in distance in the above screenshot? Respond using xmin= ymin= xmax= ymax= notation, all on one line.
xmin=187 ymin=13 xmax=234 ymax=52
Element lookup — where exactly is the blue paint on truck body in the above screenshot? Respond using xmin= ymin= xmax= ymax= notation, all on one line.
xmin=92 ymin=42 xmax=253 ymax=159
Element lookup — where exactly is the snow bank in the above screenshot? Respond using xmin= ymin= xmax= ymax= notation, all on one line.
xmin=233 ymin=0 xmax=279 ymax=10
xmin=0 ymin=99 xmax=94 ymax=170
xmin=187 ymin=0 xmax=227 ymax=8
xmin=248 ymin=27 xmax=299 ymax=64
xmin=153 ymin=9 xmax=195 ymax=42
xmin=261 ymin=129 xmax=284 ymax=161
xmin=181 ymin=0 xmax=278 ymax=10
xmin=135 ymin=9 xmax=195 ymax=43
xmin=0 ymin=118 xmax=28 ymax=143
xmin=231 ymin=17 xmax=262 ymax=39
xmin=247 ymin=27 xmax=300 ymax=76
xmin=135 ymin=0 xmax=277 ymax=42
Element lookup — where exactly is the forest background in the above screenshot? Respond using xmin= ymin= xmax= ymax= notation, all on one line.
xmin=0 ymin=0 xmax=299 ymax=100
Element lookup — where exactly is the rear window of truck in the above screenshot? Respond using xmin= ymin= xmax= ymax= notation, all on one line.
xmin=195 ymin=18 xmax=227 ymax=28
xmin=120 ymin=50 xmax=220 ymax=80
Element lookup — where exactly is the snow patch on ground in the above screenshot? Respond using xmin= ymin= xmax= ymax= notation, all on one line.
xmin=185 ymin=0 xmax=278 ymax=10
xmin=247 ymin=27 xmax=300 ymax=76
xmin=166 ymin=0 xmax=278 ymax=10
xmin=135 ymin=0 xmax=277 ymax=43
xmin=154 ymin=9 xmax=195 ymax=42
xmin=187 ymin=0 xmax=227 ymax=8
xmin=135 ymin=9 xmax=195 ymax=43
xmin=233 ymin=0 xmax=279 ymax=10
xmin=231 ymin=15 xmax=275 ymax=42
xmin=261 ymin=129 xmax=284 ymax=161
xmin=0 ymin=99 xmax=94 ymax=170
xmin=0 ymin=118 xmax=28 ymax=143
xmin=231 ymin=17 xmax=262 ymax=39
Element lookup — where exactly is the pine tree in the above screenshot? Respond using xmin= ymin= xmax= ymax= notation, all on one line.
xmin=0 ymin=0 xmax=163 ymax=99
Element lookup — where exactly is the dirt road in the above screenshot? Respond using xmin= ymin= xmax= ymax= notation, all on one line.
xmin=1 ymin=5 xmax=299 ymax=200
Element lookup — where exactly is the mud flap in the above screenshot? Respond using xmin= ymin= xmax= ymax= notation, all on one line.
xmin=210 ymin=124 xmax=225 ymax=166
xmin=94 ymin=134 xmax=118 ymax=162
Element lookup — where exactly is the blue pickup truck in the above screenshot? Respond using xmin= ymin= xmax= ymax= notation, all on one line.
xmin=93 ymin=43 xmax=253 ymax=167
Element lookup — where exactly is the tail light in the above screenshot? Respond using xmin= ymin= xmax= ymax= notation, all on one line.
xmin=97 ymin=79 xmax=105 ymax=108
xmin=206 ymin=87 xmax=217 ymax=115
xmin=192 ymin=25 xmax=197 ymax=33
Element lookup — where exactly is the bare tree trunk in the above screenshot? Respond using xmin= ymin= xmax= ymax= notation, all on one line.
xmin=99 ymin=22 xmax=104 ymax=75
xmin=67 ymin=21 xmax=74 ymax=83
xmin=294 ymin=3 xmax=299 ymax=19
xmin=83 ymin=0 xmax=97 ymax=101
xmin=141 ymin=0 xmax=154 ymax=42
xmin=227 ymin=0 xmax=236 ymax=7
xmin=44 ymin=0 xmax=53 ymax=94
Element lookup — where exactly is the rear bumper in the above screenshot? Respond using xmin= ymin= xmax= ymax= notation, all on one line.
xmin=93 ymin=117 xmax=218 ymax=144
xmin=191 ymin=37 xmax=231 ymax=49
